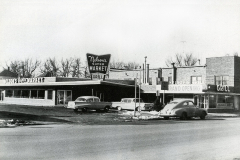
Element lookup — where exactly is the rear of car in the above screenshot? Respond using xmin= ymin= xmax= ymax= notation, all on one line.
xmin=159 ymin=99 xmax=207 ymax=120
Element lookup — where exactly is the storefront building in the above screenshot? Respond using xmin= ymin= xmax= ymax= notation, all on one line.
xmin=0 ymin=77 xmax=136 ymax=106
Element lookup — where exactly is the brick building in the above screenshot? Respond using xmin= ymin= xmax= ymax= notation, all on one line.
xmin=109 ymin=56 xmax=240 ymax=112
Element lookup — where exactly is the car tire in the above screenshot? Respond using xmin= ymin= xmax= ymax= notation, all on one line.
xmin=164 ymin=117 xmax=169 ymax=120
xmin=180 ymin=112 xmax=187 ymax=120
xmin=82 ymin=107 xmax=87 ymax=112
xmin=73 ymin=109 xmax=78 ymax=112
xmin=104 ymin=106 xmax=110 ymax=112
xmin=200 ymin=112 xmax=206 ymax=120
xmin=117 ymin=106 xmax=122 ymax=111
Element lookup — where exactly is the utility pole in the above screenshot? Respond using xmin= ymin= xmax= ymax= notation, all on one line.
xmin=144 ymin=56 xmax=147 ymax=83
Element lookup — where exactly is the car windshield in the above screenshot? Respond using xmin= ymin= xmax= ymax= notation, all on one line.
xmin=75 ymin=98 xmax=86 ymax=102
xmin=163 ymin=101 xmax=179 ymax=110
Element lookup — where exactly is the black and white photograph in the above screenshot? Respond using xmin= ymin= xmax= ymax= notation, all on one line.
xmin=0 ymin=0 xmax=240 ymax=159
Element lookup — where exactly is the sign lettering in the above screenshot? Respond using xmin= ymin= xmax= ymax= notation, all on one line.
xmin=5 ymin=77 xmax=45 ymax=84
xmin=217 ymin=85 xmax=230 ymax=92
xmin=86 ymin=53 xmax=111 ymax=75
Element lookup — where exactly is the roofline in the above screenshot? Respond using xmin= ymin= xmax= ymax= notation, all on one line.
xmin=0 ymin=80 xmax=101 ymax=87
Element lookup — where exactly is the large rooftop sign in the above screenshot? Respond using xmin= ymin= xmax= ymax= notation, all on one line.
xmin=86 ymin=53 xmax=111 ymax=75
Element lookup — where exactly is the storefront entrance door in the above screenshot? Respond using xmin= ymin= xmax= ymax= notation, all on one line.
xmin=57 ymin=90 xmax=72 ymax=105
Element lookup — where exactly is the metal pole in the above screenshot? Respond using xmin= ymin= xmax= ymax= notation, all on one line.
xmin=139 ymin=68 xmax=141 ymax=112
xmin=144 ymin=56 xmax=147 ymax=83
xmin=163 ymin=90 xmax=165 ymax=105
xmin=134 ymin=74 xmax=137 ymax=117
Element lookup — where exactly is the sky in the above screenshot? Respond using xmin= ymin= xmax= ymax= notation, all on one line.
xmin=0 ymin=0 xmax=240 ymax=70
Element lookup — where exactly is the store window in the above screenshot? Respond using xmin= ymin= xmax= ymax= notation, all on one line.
xmin=216 ymin=94 xmax=234 ymax=109
xmin=4 ymin=89 xmax=45 ymax=99
xmin=14 ymin=90 xmax=21 ymax=98
xmin=38 ymin=90 xmax=45 ymax=99
xmin=48 ymin=90 xmax=53 ymax=100
xmin=215 ymin=76 xmax=229 ymax=85
xmin=31 ymin=90 xmax=38 ymax=99
xmin=191 ymin=76 xmax=202 ymax=84
xmin=5 ymin=90 xmax=13 ymax=97
xmin=22 ymin=90 xmax=30 ymax=98
xmin=209 ymin=95 xmax=216 ymax=108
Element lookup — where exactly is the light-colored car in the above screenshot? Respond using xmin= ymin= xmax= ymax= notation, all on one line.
xmin=112 ymin=98 xmax=153 ymax=111
xmin=159 ymin=99 xmax=207 ymax=120
xmin=67 ymin=96 xmax=112 ymax=112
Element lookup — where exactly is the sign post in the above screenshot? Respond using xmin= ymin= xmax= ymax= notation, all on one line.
xmin=161 ymin=81 xmax=169 ymax=105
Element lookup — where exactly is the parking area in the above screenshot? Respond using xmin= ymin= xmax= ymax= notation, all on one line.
xmin=1 ymin=103 xmax=239 ymax=127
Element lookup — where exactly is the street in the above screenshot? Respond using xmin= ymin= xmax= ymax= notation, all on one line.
xmin=1 ymin=118 xmax=240 ymax=160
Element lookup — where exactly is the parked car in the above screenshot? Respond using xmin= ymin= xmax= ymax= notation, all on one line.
xmin=159 ymin=99 xmax=207 ymax=120
xmin=112 ymin=98 xmax=153 ymax=111
xmin=67 ymin=96 xmax=112 ymax=112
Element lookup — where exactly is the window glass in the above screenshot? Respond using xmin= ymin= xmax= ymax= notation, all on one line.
xmin=127 ymin=99 xmax=131 ymax=103
xmin=149 ymin=77 xmax=152 ymax=85
xmin=66 ymin=91 xmax=72 ymax=103
xmin=38 ymin=90 xmax=45 ymax=99
xmin=86 ymin=98 xmax=93 ymax=102
xmin=225 ymin=96 xmax=234 ymax=103
xmin=94 ymin=98 xmax=100 ymax=102
xmin=47 ymin=90 xmax=53 ymax=100
xmin=14 ymin=90 xmax=21 ymax=98
xmin=168 ymin=77 xmax=172 ymax=84
xmin=217 ymin=95 xmax=225 ymax=103
xmin=215 ymin=76 xmax=222 ymax=85
xmin=188 ymin=102 xmax=194 ymax=106
xmin=22 ymin=90 xmax=30 ymax=98
xmin=31 ymin=90 xmax=38 ymax=99
xmin=198 ymin=77 xmax=202 ymax=83
xmin=76 ymin=98 xmax=86 ymax=102
xmin=222 ymin=76 xmax=229 ymax=85
xmin=191 ymin=76 xmax=197 ymax=84
xmin=5 ymin=90 xmax=13 ymax=97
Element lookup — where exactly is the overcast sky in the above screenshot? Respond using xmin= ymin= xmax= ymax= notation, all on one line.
xmin=0 ymin=0 xmax=240 ymax=69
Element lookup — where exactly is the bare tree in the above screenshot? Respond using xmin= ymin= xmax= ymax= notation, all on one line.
xmin=41 ymin=58 xmax=60 ymax=76
xmin=4 ymin=58 xmax=40 ymax=77
xmin=124 ymin=62 xmax=140 ymax=70
xmin=71 ymin=57 xmax=83 ymax=78
xmin=22 ymin=58 xmax=41 ymax=77
xmin=60 ymin=58 xmax=73 ymax=77
xmin=5 ymin=60 xmax=21 ymax=76
xmin=165 ymin=53 xmax=198 ymax=67
xmin=110 ymin=61 xmax=139 ymax=70
xmin=184 ymin=53 xmax=198 ymax=66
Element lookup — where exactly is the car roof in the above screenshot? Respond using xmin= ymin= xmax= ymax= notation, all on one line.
xmin=77 ymin=96 xmax=99 ymax=99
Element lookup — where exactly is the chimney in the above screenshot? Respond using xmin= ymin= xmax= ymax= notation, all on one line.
xmin=171 ymin=63 xmax=176 ymax=84
xmin=198 ymin=59 xmax=201 ymax=65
